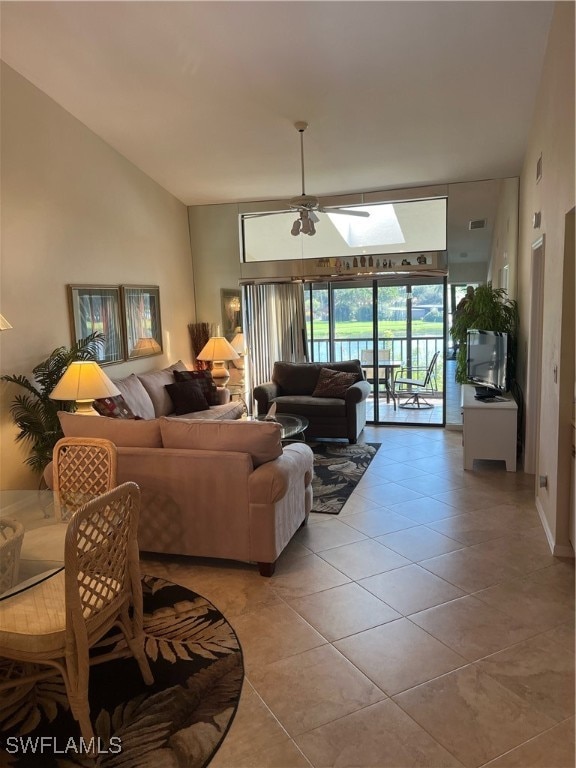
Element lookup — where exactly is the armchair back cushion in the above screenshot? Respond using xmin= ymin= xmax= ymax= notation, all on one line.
xmin=273 ymin=360 xmax=363 ymax=395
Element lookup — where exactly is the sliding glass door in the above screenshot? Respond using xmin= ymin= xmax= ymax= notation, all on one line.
xmin=305 ymin=277 xmax=446 ymax=426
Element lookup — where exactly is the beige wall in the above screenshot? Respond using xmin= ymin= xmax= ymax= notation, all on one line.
xmin=0 ymin=64 xmax=196 ymax=489
xmin=488 ymin=178 xmax=519 ymax=299
xmin=187 ymin=204 xmax=242 ymax=332
xmin=517 ymin=2 xmax=575 ymax=553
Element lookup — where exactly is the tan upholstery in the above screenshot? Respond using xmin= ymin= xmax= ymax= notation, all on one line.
xmin=159 ymin=417 xmax=283 ymax=466
xmin=0 ymin=483 xmax=153 ymax=743
xmin=52 ymin=415 xmax=314 ymax=576
xmin=53 ymin=437 xmax=118 ymax=521
xmin=110 ymin=361 xmax=243 ymax=421
xmin=58 ymin=412 xmax=163 ymax=447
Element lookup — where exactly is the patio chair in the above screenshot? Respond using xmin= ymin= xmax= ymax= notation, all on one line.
xmin=360 ymin=348 xmax=391 ymax=386
xmin=0 ymin=482 xmax=153 ymax=743
xmin=394 ymin=351 xmax=440 ymax=409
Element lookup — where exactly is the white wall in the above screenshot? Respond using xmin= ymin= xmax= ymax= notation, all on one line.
xmin=517 ymin=2 xmax=575 ymax=553
xmin=0 ymin=64 xmax=196 ymax=489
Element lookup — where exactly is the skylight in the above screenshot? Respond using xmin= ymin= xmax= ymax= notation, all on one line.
xmin=327 ymin=204 xmax=405 ymax=247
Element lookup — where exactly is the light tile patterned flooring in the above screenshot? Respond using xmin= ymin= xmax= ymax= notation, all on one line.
xmin=143 ymin=425 xmax=575 ymax=768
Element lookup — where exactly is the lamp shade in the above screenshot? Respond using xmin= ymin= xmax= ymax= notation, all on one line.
xmin=50 ymin=361 xmax=120 ymax=414
xmin=197 ymin=336 xmax=239 ymax=363
xmin=230 ymin=332 xmax=245 ymax=354
xmin=132 ymin=337 xmax=162 ymax=357
xmin=0 ymin=314 xmax=13 ymax=330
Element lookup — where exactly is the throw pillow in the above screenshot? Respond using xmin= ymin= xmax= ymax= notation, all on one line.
xmin=312 ymin=367 xmax=359 ymax=398
xmin=174 ymin=369 xmax=219 ymax=406
xmin=93 ymin=394 xmax=136 ymax=419
xmin=165 ymin=381 xmax=211 ymax=415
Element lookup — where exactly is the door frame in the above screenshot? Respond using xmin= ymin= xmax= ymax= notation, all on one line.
xmin=524 ymin=235 xmax=545 ymax=474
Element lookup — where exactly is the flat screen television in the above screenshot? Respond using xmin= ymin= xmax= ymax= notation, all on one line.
xmin=466 ymin=329 xmax=508 ymax=394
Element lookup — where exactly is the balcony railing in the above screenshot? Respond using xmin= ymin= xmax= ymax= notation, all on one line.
xmin=310 ymin=336 xmax=444 ymax=370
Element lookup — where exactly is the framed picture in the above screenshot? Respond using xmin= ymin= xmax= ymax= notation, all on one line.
xmin=67 ymin=285 xmax=125 ymax=365
xmin=121 ymin=285 xmax=163 ymax=359
xmin=221 ymin=288 xmax=242 ymax=340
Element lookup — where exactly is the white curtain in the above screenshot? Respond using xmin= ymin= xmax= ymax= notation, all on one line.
xmin=243 ymin=283 xmax=308 ymax=388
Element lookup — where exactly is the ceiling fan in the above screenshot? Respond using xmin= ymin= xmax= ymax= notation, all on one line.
xmin=245 ymin=122 xmax=370 ymax=236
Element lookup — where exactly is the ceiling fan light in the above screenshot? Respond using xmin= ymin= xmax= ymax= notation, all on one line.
xmin=291 ymin=219 xmax=301 ymax=236
xmin=300 ymin=215 xmax=311 ymax=235
xmin=308 ymin=220 xmax=316 ymax=236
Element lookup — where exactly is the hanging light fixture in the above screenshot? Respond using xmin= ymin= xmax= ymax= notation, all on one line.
xmin=291 ymin=210 xmax=317 ymax=237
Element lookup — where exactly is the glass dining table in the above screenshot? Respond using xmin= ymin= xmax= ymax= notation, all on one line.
xmin=0 ymin=489 xmax=66 ymax=601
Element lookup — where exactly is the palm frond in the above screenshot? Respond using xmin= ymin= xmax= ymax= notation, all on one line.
xmin=2 ymin=332 xmax=106 ymax=472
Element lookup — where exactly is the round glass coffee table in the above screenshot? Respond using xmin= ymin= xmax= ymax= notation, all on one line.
xmin=253 ymin=414 xmax=309 ymax=441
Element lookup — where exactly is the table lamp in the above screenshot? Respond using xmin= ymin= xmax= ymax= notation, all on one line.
xmin=50 ymin=360 xmax=120 ymax=415
xmin=197 ymin=336 xmax=239 ymax=386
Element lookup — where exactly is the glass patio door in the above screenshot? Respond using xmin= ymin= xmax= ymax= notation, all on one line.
xmin=305 ymin=278 xmax=446 ymax=426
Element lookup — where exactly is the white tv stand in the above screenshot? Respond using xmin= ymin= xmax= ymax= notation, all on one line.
xmin=461 ymin=385 xmax=517 ymax=471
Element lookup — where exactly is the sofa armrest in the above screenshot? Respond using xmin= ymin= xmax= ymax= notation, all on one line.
xmin=249 ymin=442 xmax=313 ymax=504
xmin=345 ymin=379 xmax=372 ymax=405
xmin=216 ymin=386 xmax=230 ymax=404
xmin=253 ymin=382 xmax=280 ymax=415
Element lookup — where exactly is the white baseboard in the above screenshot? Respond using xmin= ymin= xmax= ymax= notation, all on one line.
xmin=536 ymin=497 xmax=576 ymax=558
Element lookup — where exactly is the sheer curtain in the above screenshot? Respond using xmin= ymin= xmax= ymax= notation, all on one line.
xmin=243 ymin=283 xmax=308 ymax=388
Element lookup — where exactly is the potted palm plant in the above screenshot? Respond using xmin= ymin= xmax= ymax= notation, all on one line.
xmin=450 ymin=283 xmax=519 ymax=385
xmin=1 ymin=332 xmax=105 ymax=473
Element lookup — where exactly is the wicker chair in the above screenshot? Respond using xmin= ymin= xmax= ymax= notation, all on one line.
xmin=0 ymin=519 xmax=25 ymax=595
xmin=0 ymin=482 xmax=153 ymax=743
xmin=53 ymin=437 xmax=117 ymax=521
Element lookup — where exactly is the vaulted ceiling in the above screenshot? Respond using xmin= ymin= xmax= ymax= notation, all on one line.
xmin=1 ymin=1 xmax=553 ymax=208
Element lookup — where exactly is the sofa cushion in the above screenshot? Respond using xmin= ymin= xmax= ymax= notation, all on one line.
xmin=58 ymin=411 xmax=162 ymax=447
xmin=274 ymin=395 xmax=346 ymax=417
xmin=169 ymin=402 xmax=245 ymax=421
xmin=137 ymin=367 xmax=180 ymax=417
xmin=159 ymin=417 xmax=282 ymax=467
xmin=174 ymin=369 xmax=219 ymax=406
xmin=93 ymin=394 xmax=137 ymax=419
xmin=112 ymin=374 xmax=156 ymax=420
xmin=312 ymin=367 xmax=359 ymax=398
xmin=165 ymin=380 xmax=210 ymax=415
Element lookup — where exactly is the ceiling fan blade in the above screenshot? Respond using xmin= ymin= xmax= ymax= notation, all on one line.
xmin=318 ymin=207 xmax=370 ymax=218
xmin=242 ymin=210 xmax=288 ymax=219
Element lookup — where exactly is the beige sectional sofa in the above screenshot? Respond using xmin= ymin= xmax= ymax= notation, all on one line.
xmin=54 ymin=412 xmax=314 ymax=576
xmin=110 ymin=360 xmax=244 ymax=421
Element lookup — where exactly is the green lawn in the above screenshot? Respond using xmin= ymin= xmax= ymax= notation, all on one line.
xmin=308 ymin=320 xmax=444 ymax=338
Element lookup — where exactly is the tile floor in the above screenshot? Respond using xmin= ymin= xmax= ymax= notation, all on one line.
xmin=143 ymin=425 xmax=575 ymax=768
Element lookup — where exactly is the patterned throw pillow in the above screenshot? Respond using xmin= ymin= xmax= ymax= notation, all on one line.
xmin=173 ymin=369 xmax=219 ymax=405
xmin=93 ymin=394 xmax=137 ymax=419
xmin=312 ymin=367 xmax=359 ymax=398
xmin=165 ymin=381 xmax=211 ymax=415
